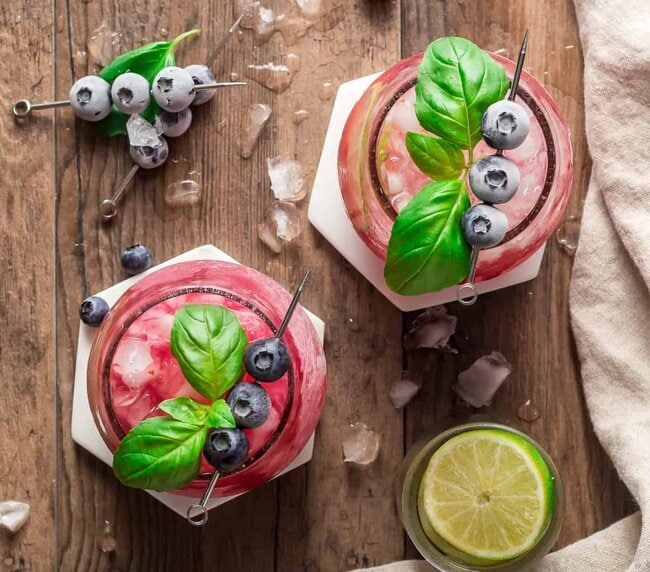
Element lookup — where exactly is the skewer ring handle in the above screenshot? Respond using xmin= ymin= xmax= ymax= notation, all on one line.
xmin=186 ymin=504 xmax=209 ymax=526
xmin=457 ymin=283 xmax=479 ymax=306
xmin=12 ymin=100 xmax=31 ymax=118
xmin=100 ymin=199 xmax=118 ymax=221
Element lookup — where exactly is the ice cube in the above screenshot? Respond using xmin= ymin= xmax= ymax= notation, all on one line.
xmin=404 ymin=306 xmax=457 ymax=351
xmin=112 ymin=339 xmax=156 ymax=387
xmin=239 ymin=103 xmax=272 ymax=159
xmin=126 ymin=114 xmax=162 ymax=148
xmin=0 ymin=501 xmax=29 ymax=533
xmin=342 ymin=423 xmax=380 ymax=465
xmin=389 ymin=372 xmax=421 ymax=408
xmin=257 ymin=201 xmax=303 ymax=253
xmin=453 ymin=352 xmax=512 ymax=408
xmin=266 ymin=155 xmax=306 ymax=201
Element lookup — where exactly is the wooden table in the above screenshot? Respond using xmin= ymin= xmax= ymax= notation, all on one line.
xmin=1 ymin=0 xmax=637 ymax=569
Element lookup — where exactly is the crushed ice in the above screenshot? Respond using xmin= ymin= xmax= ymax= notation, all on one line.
xmin=127 ymin=115 xmax=162 ymax=148
xmin=453 ymin=351 xmax=512 ymax=408
xmin=342 ymin=423 xmax=380 ymax=465
xmin=404 ymin=306 xmax=457 ymax=352
xmin=389 ymin=371 xmax=422 ymax=409
xmin=266 ymin=155 xmax=306 ymax=201
xmin=257 ymin=201 xmax=303 ymax=253
xmin=240 ymin=103 xmax=272 ymax=159
xmin=0 ymin=501 xmax=30 ymax=533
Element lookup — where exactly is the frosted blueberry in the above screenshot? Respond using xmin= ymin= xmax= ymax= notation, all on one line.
xmin=243 ymin=338 xmax=290 ymax=382
xmin=184 ymin=64 xmax=216 ymax=106
xmin=468 ymin=155 xmax=521 ymax=204
xmin=155 ymin=108 xmax=192 ymax=137
xmin=69 ymin=75 xmax=112 ymax=122
xmin=481 ymin=100 xmax=530 ymax=150
xmin=79 ymin=296 xmax=109 ymax=327
xmin=129 ymin=136 xmax=169 ymax=169
xmin=226 ymin=383 xmax=271 ymax=429
xmin=152 ymin=66 xmax=196 ymax=112
xmin=110 ymin=72 xmax=151 ymax=115
xmin=204 ymin=428 xmax=249 ymax=472
xmin=461 ymin=204 xmax=508 ymax=249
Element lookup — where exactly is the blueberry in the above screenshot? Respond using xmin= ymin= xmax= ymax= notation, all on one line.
xmin=226 ymin=383 xmax=271 ymax=429
xmin=243 ymin=338 xmax=291 ymax=382
xmin=79 ymin=295 xmax=109 ymax=327
xmin=120 ymin=244 xmax=153 ymax=275
xmin=129 ymin=136 xmax=169 ymax=169
xmin=154 ymin=109 xmax=192 ymax=138
xmin=481 ymin=100 xmax=530 ymax=150
xmin=68 ymin=75 xmax=112 ymax=122
xmin=461 ymin=204 xmax=508 ymax=249
xmin=468 ymin=155 xmax=521 ymax=204
xmin=110 ymin=72 xmax=151 ymax=115
xmin=203 ymin=428 xmax=249 ymax=473
xmin=152 ymin=66 xmax=196 ymax=113
xmin=184 ymin=64 xmax=216 ymax=106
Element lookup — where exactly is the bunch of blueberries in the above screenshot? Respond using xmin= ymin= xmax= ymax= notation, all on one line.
xmin=68 ymin=65 xmax=217 ymax=170
xmin=462 ymin=100 xmax=530 ymax=249
xmin=204 ymin=338 xmax=291 ymax=473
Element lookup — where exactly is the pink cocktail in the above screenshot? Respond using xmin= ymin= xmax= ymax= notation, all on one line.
xmin=87 ymin=260 xmax=327 ymax=498
xmin=339 ymin=53 xmax=573 ymax=283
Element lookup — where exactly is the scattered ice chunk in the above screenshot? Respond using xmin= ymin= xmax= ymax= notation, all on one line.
xmin=389 ymin=372 xmax=421 ymax=408
xmin=245 ymin=63 xmax=293 ymax=93
xmin=257 ymin=221 xmax=283 ymax=254
xmin=342 ymin=423 xmax=380 ymax=465
xmin=453 ymin=351 xmax=512 ymax=408
xmin=293 ymin=109 xmax=309 ymax=125
xmin=0 ymin=501 xmax=30 ymax=533
xmin=266 ymin=155 xmax=306 ymax=201
xmin=127 ymin=115 xmax=162 ymax=148
xmin=404 ymin=306 xmax=457 ymax=352
xmin=257 ymin=201 xmax=303 ymax=253
xmin=555 ymin=215 xmax=580 ymax=255
xmin=239 ymin=103 xmax=272 ymax=159
xmin=164 ymin=179 xmax=201 ymax=207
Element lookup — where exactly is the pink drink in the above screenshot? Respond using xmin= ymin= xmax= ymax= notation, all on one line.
xmin=339 ymin=53 xmax=573 ymax=283
xmin=87 ymin=260 xmax=327 ymax=498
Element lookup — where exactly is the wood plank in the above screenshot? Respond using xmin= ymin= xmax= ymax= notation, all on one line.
xmin=400 ymin=0 xmax=636 ymax=559
xmin=0 ymin=1 xmax=56 ymax=569
xmin=55 ymin=0 xmax=404 ymax=570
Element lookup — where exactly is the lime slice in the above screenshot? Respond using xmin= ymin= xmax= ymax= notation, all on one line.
xmin=418 ymin=428 xmax=554 ymax=564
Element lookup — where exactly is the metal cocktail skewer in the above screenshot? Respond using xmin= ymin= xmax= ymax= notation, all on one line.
xmin=457 ymin=31 xmax=529 ymax=307
xmin=185 ymin=270 xmax=311 ymax=527
xmin=186 ymin=470 xmax=220 ymax=526
xmin=97 ymin=15 xmax=246 ymax=220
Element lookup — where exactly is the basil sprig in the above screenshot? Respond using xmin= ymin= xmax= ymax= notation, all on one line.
xmin=385 ymin=37 xmax=508 ymax=295
xmin=94 ymin=29 xmax=200 ymax=137
xmin=112 ymin=304 xmax=247 ymax=492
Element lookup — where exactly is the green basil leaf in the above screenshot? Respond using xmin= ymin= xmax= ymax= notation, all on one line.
xmin=405 ymin=132 xmax=465 ymax=180
xmin=113 ymin=417 xmax=208 ymax=491
xmin=158 ymin=397 xmax=210 ymax=425
xmin=385 ymin=180 xmax=471 ymax=295
xmin=170 ymin=304 xmax=248 ymax=401
xmin=414 ymin=37 xmax=508 ymax=149
xmin=207 ymin=400 xmax=236 ymax=428
xmin=93 ymin=29 xmax=199 ymax=137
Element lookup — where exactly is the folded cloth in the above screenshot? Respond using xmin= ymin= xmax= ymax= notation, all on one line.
xmin=354 ymin=0 xmax=650 ymax=569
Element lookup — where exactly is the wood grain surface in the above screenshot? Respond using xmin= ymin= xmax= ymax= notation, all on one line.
xmin=0 ymin=0 xmax=637 ymax=570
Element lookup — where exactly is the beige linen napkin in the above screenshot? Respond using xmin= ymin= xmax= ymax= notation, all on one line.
xmin=355 ymin=0 xmax=650 ymax=570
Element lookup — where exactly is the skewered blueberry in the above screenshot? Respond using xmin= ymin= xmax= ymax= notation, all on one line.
xmin=69 ymin=75 xmax=112 ymax=122
xmin=120 ymin=244 xmax=153 ymax=275
xmin=227 ymin=383 xmax=271 ymax=429
xmin=154 ymin=109 xmax=192 ymax=137
xmin=184 ymin=64 xmax=216 ymax=106
xmin=129 ymin=136 xmax=169 ymax=169
xmin=481 ymin=100 xmax=530 ymax=150
xmin=152 ymin=66 xmax=196 ymax=112
xmin=203 ymin=428 xmax=249 ymax=473
xmin=468 ymin=155 xmax=521 ymax=204
xmin=79 ymin=295 xmax=109 ymax=327
xmin=243 ymin=338 xmax=290 ymax=382
xmin=461 ymin=204 xmax=508 ymax=249
xmin=110 ymin=72 xmax=151 ymax=115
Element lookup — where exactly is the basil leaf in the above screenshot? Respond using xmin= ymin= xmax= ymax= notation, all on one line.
xmin=93 ymin=29 xmax=199 ymax=137
xmin=170 ymin=304 xmax=248 ymax=401
xmin=207 ymin=400 xmax=236 ymax=428
xmin=385 ymin=180 xmax=471 ymax=295
xmin=405 ymin=132 xmax=465 ymax=180
xmin=158 ymin=397 xmax=210 ymax=425
xmin=414 ymin=37 xmax=508 ymax=149
xmin=113 ymin=417 xmax=208 ymax=491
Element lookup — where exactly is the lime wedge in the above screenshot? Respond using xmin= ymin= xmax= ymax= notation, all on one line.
xmin=418 ymin=428 xmax=554 ymax=564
